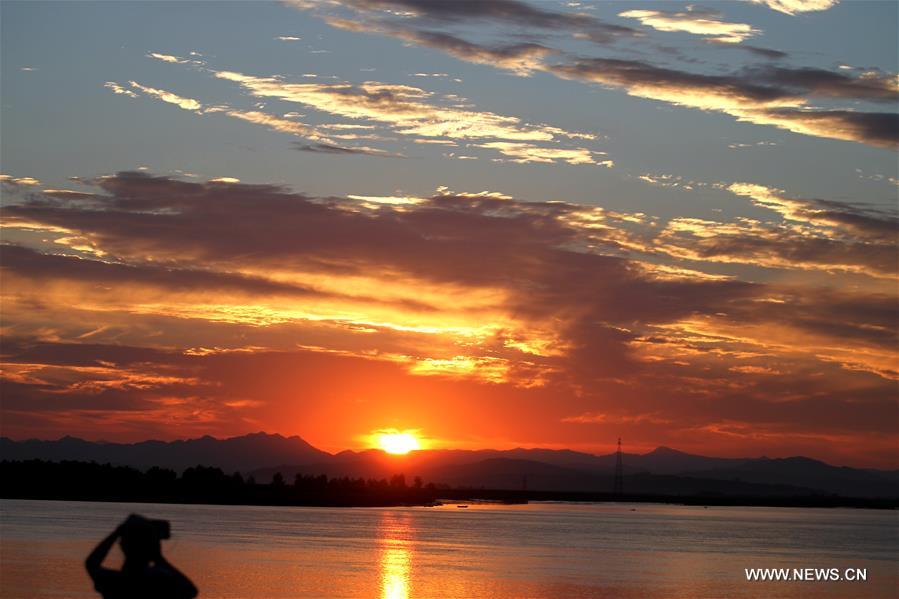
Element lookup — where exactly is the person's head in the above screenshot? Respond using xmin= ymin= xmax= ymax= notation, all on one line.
xmin=119 ymin=515 xmax=166 ymax=565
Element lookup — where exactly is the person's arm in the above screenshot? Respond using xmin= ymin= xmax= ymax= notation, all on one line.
xmin=155 ymin=554 xmax=199 ymax=598
xmin=85 ymin=525 xmax=122 ymax=579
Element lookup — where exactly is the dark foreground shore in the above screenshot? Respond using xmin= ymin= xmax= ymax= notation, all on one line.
xmin=3 ymin=459 xmax=897 ymax=509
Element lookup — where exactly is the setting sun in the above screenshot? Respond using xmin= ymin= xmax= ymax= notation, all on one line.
xmin=377 ymin=432 xmax=421 ymax=455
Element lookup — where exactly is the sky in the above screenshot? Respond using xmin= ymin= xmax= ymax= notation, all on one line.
xmin=1 ymin=0 xmax=897 ymax=467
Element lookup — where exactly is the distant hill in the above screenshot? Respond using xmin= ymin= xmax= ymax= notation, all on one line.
xmin=2 ymin=433 xmax=896 ymax=498
xmin=0 ymin=432 xmax=330 ymax=474
xmin=689 ymin=457 xmax=899 ymax=498
xmin=625 ymin=446 xmax=748 ymax=475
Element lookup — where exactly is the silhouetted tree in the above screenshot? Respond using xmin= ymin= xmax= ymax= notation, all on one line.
xmin=0 ymin=460 xmax=439 ymax=507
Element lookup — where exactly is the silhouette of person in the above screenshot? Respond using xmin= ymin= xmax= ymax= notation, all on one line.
xmin=86 ymin=514 xmax=198 ymax=599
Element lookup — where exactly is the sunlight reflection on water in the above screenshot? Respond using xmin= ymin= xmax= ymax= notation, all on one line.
xmin=381 ymin=545 xmax=411 ymax=599
xmin=379 ymin=512 xmax=413 ymax=599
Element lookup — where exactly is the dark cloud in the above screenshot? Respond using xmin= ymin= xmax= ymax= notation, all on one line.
xmin=0 ymin=243 xmax=438 ymax=315
xmin=753 ymin=107 xmax=899 ymax=149
xmin=393 ymin=29 xmax=555 ymax=75
xmin=771 ymin=291 xmax=898 ymax=350
xmin=655 ymin=220 xmax=898 ymax=279
xmin=549 ymin=57 xmax=899 ymax=148
xmin=809 ymin=200 xmax=899 ymax=242
xmin=1 ymin=339 xmax=174 ymax=368
xmin=5 ymin=172 xmax=600 ymax=289
xmin=728 ymin=182 xmax=899 ymax=242
xmin=337 ymin=0 xmax=637 ymax=41
xmin=1 ymin=244 xmax=320 ymax=298
xmin=550 ymin=56 xmax=899 ymax=106
xmin=751 ymin=65 xmax=899 ymax=103
xmin=737 ymin=46 xmax=788 ymax=60
xmin=291 ymin=142 xmax=400 ymax=156
xmin=4 ymin=171 xmax=892 ymax=344
xmin=551 ymin=57 xmax=796 ymax=103
xmin=39 ymin=189 xmax=99 ymax=200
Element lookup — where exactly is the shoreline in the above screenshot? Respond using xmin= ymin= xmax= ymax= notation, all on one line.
xmin=2 ymin=491 xmax=895 ymax=510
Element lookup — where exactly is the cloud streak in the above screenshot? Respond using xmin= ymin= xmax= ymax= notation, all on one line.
xmin=479 ymin=142 xmax=612 ymax=166
xmin=127 ymin=81 xmax=202 ymax=111
xmin=549 ymin=58 xmax=898 ymax=148
xmin=314 ymin=0 xmax=637 ymax=41
xmin=296 ymin=0 xmax=896 ymax=148
xmin=116 ymin=53 xmax=608 ymax=162
xmin=325 ymin=17 xmax=556 ymax=76
xmin=749 ymin=0 xmax=839 ymax=15
xmin=619 ymin=8 xmax=761 ymax=44
xmin=211 ymin=69 xmax=589 ymax=142
xmin=292 ymin=141 xmax=402 ymax=156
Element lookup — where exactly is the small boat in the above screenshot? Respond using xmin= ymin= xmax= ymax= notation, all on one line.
xmin=457 ymin=504 xmax=469 ymax=508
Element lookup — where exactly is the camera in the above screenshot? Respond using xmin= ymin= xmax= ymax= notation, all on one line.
xmin=123 ymin=514 xmax=171 ymax=539
xmin=148 ymin=518 xmax=171 ymax=540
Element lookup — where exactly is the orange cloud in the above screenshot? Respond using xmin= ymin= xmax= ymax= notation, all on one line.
xmin=2 ymin=172 xmax=896 ymax=462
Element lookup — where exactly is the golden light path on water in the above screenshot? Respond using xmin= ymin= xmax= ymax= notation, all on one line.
xmin=379 ymin=512 xmax=413 ymax=599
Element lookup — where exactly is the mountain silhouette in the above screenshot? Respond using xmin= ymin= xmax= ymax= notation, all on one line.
xmin=0 ymin=432 xmax=329 ymax=474
xmin=2 ymin=433 xmax=896 ymax=498
xmin=688 ymin=456 xmax=899 ymax=497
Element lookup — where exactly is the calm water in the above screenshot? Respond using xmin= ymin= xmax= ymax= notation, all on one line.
xmin=1 ymin=499 xmax=896 ymax=598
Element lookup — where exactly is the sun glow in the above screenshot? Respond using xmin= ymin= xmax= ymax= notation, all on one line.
xmin=377 ymin=432 xmax=421 ymax=455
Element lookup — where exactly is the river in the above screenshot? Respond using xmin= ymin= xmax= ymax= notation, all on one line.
xmin=1 ymin=499 xmax=895 ymax=598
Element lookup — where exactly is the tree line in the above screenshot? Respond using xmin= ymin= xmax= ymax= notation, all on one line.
xmin=0 ymin=460 xmax=439 ymax=507
xmin=5 ymin=459 xmax=893 ymax=510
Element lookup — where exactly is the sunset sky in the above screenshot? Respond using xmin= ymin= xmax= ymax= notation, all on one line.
xmin=1 ymin=0 xmax=896 ymax=467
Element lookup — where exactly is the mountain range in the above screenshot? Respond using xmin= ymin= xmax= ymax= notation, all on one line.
xmin=2 ymin=433 xmax=896 ymax=499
